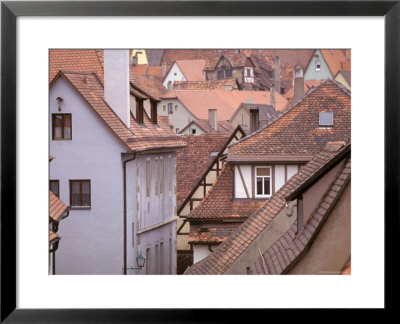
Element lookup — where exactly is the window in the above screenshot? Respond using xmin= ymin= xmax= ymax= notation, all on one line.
xmin=146 ymin=247 xmax=151 ymax=274
xmin=49 ymin=180 xmax=59 ymax=198
xmin=69 ymin=180 xmax=91 ymax=207
xmin=160 ymin=241 xmax=164 ymax=274
xmin=255 ymin=167 xmax=271 ymax=197
xmin=319 ymin=112 xmax=333 ymax=127
xmin=168 ymin=103 xmax=173 ymax=114
xmin=163 ymin=105 xmax=166 ymax=112
xmin=175 ymin=128 xmax=179 ymax=134
xmin=146 ymin=159 xmax=151 ymax=198
xmin=52 ymin=114 xmax=71 ymax=140
xmin=280 ymin=87 xmax=285 ymax=95
xmin=155 ymin=243 xmax=159 ymax=274
xmin=191 ymin=129 xmax=196 ymax=134
xmin=217 ymin=70 xmax=224 ymax=80
xmin=175 ymin=105 xmax=178 ymax=111
xmin=315 ymin=60 xmax=321 ymax=71
xmin=159 ymin=157 xmax=164 ymax=195
xmin=225 ymin=69 xmax=232 ymax=78
xmin=169 ymin=155 xmax=172 ymax=193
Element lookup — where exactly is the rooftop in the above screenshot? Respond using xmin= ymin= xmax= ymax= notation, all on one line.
xmin=186 ymin=142 xmax=350 ymax=274
xmin=227 ymin=80 xmax=351 ymax=163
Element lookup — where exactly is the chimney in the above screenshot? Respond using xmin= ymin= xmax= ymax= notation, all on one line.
xmin=208 ymin=109 xmax=218 ymax=131
xmin=274 ymin=56 xmax=280 ymax=93
xmin=293 ymin=64 xmax=304 ymax=102
xmin=270 ymin=85 xmax=275 ymax=109
xmin=162 ymin=63 xmax=167 ymax=77
xmin=104 ymin=50 xmax=130 ymax=129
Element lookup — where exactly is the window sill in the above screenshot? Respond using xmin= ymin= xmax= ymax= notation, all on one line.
xmin=70 ymin=206 xmax=91 ymax=210
xmin=52 ymin=138 xmax=72 ymax=141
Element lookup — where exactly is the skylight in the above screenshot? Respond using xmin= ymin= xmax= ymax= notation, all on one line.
xmin=319 ymin=112 xmax=333 ymax=127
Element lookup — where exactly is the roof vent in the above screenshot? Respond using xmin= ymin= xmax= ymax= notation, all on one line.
xmin=319 ymin=112 xmax=333 ymax=127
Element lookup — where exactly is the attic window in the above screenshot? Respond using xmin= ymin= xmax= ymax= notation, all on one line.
xmin=319 ymin=112 xmax=333 ymax=127
xmin=315 ymin=60 xmax=321 ymax=72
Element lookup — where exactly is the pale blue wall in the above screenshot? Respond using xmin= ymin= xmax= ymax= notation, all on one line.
xmin=304 ymin=50 xmax=333 ymax=81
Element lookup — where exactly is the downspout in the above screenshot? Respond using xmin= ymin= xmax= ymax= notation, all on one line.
xmin=123 ymin=153 xmax=137 ymax=275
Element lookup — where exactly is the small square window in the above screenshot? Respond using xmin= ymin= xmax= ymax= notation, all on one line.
xmin=319 ymin=112 xmax=333 ymax=127
xmin=52 ymin=114 xmax=71 ymax=140
xmin=191 ymin=129 xmax=196 ymax=134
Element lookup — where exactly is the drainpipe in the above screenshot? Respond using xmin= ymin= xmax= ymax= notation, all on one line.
xmin=123 ymin=152 xmax=137 ymax=275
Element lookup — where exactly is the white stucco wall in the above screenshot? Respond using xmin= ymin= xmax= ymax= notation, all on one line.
xmin=162 ymin=62 xmax=186 ymax=89
xmin=275 ymin=165 xmax=285 ymax=192
xmin=50 ymin=77 xmax=127 ymax=274
xmin=158 ymin=99 xmax=197 ymax=134
xmin=287 ymin=165 xmax=299 ymax=181
xmin=234 ymin=165 xmax=252 ymax=198
xmin=193 ymin=244 xmax=218 ymax=264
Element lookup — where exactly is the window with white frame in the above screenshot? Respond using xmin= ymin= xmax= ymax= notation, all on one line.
xmin=315 ymin=60 xmax=321 ymax=71
xmin=255 ymin=166 xmax=272 ymax=197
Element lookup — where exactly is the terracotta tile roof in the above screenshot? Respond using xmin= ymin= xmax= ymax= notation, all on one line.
xmin=174 ymin=79 xmax=238 ymax=90
xmin=189 ymin=223 xmax=241 ymax=244
xmin=187 ymin=165 xmax=265 ymax=220
xmin=186 ymin=142 xmax=350 ymax=274
xmin=49 ymin=49 xmax=104 ymax=83
xmin=249 ymin=157 xmax=351 ymax=274
xmin=320 ymin=49 xmax=350 ymax=77
xmin=256 ymin=49 xmax=315 ymax=69
xmin=162 ymin=89 xmax=287 ymax=120
xmin=181 ymin=119 xmax=235 ymax=135
xmin=283 ymin=80 xmax=323 ymax=100
xmin=174 ymin=60 xmax=206 ymax=81
xmin=52 ymin=71 xmax=185 ymax=152
xmin=227 ymin=80 xmax=351 ymax=163
xmin=133 ymin=64 xmax=163 ymax=77
xmin=49 ymin=191 xmax=68 ymax=222
xmin=176 ymin=134 xmax=230 ymax=209
xmin=161 ymin=49 xmax=222 ymax=66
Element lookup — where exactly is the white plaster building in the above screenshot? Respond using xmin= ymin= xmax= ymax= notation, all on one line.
xmin=49 ymin=50 xmax=185 ymax=274
xmin=162 ymin=60 xmax=206 ymax=90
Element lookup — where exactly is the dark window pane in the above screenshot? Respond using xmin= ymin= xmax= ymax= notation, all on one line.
xmin=264 ymin=178 xmax=270 ymax=195
xmin=217 ymin=70 xmax=224 ymax=80
xmin=256 ymin=178 xmax=263 ymax=195
xmin=226 ymin=69 xmax=232 ymax=78
xmin=50 ymin=181 xmax=59 ymax=197
xmin=82 ymin=181 xmax=90 ymax=206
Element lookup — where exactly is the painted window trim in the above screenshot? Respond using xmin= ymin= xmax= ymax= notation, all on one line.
xmin=254 ymin=166 xmax=272 ymax=198
xmin=315 ymin=59 xmax=321 ymax=72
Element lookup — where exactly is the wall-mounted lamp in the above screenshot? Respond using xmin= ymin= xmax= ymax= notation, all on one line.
xmin=56 ymin=97 xmax=63 ymax=112
xmin=126 ymin=251 xmax=146 ymax=270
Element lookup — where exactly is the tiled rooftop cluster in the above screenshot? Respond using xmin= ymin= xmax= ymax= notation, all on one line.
xmin=176 ymin=134 xmax=230 ymax=209
xmin=186 ymin=142 xmax=350 ymax=274
xmin=250 ymin=157 xmax=351 ymax=274
xmin=227 ymin=80 xmax=351 ymax=162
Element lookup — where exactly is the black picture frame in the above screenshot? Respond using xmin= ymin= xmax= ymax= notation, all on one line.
xmin=1 ymin=0 xmax=398 ymax=322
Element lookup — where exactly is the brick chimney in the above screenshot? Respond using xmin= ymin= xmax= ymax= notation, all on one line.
xmin=208 ymin=109 xmax=217 ymax=131
xmin=104 ymin=50 xmax=130 ymax=129
xmin=293 ymin=64 xmax=304 ymax=102
xmin=274 ymin=56 xmax=280 ymax=93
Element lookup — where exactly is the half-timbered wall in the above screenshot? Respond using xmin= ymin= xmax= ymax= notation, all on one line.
xmin=234 ymin=164 xmax=300 ymax=198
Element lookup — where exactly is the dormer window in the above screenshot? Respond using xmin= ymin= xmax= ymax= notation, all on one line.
xmin=244 ymin=67 xmax=254 ymax=83
xmin=315 ymin=60 xmax=321 ymax=72
xmin=319 ymin=112 xmax=333 ymax=127
xmin=217 ymin=70 xmax=225 ymax=80
xmin=255 ymin=166 xmax=272 ymax=198
xmin=136 ymin=98 xmax=144 ymax=124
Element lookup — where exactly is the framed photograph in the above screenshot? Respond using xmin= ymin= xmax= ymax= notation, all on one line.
xmin=1 ymin=0 xmax=397 ymax=321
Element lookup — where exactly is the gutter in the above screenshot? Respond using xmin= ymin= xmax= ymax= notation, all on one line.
xmin=122 ymin=152 xmax=137 ymax=275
